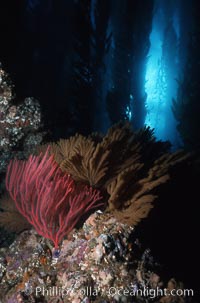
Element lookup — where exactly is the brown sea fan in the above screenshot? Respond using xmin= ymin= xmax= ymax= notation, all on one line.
xmin=35 ymin=123 xmax=189 ymax=226
xmin=0 ymin=193 xmax=31 ymax=233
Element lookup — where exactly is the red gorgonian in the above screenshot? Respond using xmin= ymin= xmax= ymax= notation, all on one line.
xmin=5 ymin=148 xmax=103 ymax=248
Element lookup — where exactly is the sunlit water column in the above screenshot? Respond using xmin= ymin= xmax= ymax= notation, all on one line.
xmin=145 ymin=2 xmax=180 ymax=148
xmin=145 ymin=21 xmax=165 ymax=138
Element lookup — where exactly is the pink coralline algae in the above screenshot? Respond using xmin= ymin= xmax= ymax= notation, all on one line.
xmin=0 ymin=212 xmax=191 ymax=303
xmin=5 ymin=149 xmax=103 ymax=248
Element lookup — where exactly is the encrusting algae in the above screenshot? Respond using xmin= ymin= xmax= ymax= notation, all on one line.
xmin=0 ymin=211 xmax=189 ymax=303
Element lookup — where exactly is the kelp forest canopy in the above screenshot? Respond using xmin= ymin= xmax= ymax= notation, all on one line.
xmin=0 ymin=0 xmax=200 ymax=151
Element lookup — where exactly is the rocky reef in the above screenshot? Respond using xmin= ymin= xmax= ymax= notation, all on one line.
xmin=0 ymin=211 xmax=191 ymax=303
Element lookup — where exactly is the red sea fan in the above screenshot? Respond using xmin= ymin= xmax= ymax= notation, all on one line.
xmin=5 ymin=148 xmax=103 ymax=248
